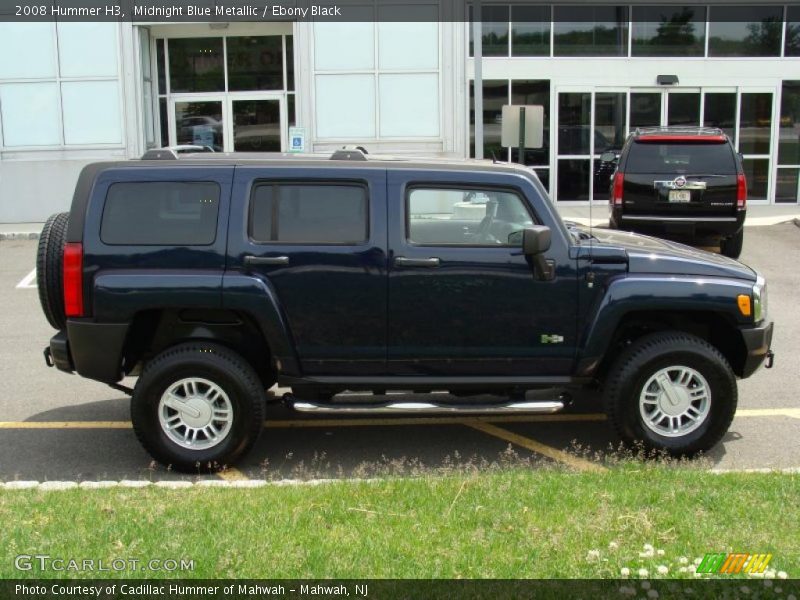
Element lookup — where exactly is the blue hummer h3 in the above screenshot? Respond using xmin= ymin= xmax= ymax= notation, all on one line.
xmin=38 ymin=148 xmax=774 ymax=471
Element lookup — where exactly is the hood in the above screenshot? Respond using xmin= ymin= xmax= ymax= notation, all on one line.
xmin=589 ymin=229 xmax=757 ymax=282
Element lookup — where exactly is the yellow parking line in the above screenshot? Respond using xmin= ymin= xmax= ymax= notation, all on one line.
xmin=216 ymin=467 xmax=249 ymax=482
xmin=0 ymin=421 xmax=132 ymax=429
xmin=467 ymin=421 xmax=607 ymax=472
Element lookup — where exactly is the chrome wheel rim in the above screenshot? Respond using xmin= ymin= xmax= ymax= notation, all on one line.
xmin=639 ymin=366 xmax=711 ymax=438
xmin=158 ymin=378 xmax=233 ymax=450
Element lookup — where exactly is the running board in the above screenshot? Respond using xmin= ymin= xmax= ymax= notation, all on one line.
xmin=285 ymin=396 xmax=564 ymax=415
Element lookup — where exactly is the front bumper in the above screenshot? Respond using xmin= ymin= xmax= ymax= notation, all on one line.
xmin=740 ymin=320 xmax=774 ymax=378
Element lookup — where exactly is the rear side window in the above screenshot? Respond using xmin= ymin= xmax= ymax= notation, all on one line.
xmin=101 ymin=182 xmax=220 ymax=245
xmin=626 ymin=142 xmax=737 ymax=175
xmin=250 ymin=183 xmax=368 ymax=244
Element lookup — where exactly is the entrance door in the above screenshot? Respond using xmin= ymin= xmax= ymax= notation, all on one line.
xmin=170 ymin=95 xmax=286 ymax=152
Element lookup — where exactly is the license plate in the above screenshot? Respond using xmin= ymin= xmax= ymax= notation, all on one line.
xmin=669 ymin=190 xmax=691 ymax=203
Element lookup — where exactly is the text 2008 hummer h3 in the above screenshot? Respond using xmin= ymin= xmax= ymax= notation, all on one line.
xmin=38 ymin=149 xmax=774 ymax=472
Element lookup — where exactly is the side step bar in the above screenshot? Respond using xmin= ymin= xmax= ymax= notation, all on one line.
xmin=285 ymin=396 xmax=564 ymax=415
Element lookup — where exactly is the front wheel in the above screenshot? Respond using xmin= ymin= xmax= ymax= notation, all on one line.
xmin=131 ymin=342 xmax=265 ymax=472
xmin=603 ymin=332 xmax=737 ymax=456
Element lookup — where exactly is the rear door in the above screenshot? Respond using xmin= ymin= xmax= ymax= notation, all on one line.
xmin=228 ymin=166 xmax=388 ymax=375
xmin=622 ymin=139 xmax=739 ymax=217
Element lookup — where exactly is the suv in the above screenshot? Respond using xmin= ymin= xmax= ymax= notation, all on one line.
xmin=38 ymin=149 xmax=773 ymax=471
xmin=608 ymin=127 xmax=747 ymax=259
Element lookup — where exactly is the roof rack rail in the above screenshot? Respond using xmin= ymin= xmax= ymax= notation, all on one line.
xmin=634 ymin=126 xmax=725 ymax=137
xmin=141 ymin=145 xmax=215 ymax=160
xmin=330 ymin=146 xmax=368 ymax=161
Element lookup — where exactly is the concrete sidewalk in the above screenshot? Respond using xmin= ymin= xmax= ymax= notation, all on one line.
xmin=1 ymin=205 xmax=799 ymax=240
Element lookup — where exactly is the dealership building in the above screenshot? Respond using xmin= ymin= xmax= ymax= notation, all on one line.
xmin=1 ymin=2 xmax=799 ymax=222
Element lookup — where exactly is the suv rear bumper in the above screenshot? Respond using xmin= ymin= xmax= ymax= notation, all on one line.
xmin=740 ymin=319 xmax=774 ymax=378
xmin=610 ymin=208 xmax=746 ymax=238
xmin=45 ymin=321 xmax=128 ymax=384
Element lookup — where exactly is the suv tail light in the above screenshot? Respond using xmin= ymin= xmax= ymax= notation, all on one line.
xmin=63 ymin=242 xmax=84 ymax=317
xmin=612 ymin=172 xmax=624 ymax=205
xmin=737 ymin=173 xmax=747 ymax=209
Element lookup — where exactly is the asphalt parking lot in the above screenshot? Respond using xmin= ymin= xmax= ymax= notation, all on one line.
xmin=1 ymin=224 xmax=799 ymax=483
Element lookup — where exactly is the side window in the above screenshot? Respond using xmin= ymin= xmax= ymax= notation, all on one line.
xmin=407 ymin=187 xmax=534 ymax=246
xmin=101 ymin=182 xmax=220 ymax=245
xmin=250 ymin=183 xmax=368 ymax=244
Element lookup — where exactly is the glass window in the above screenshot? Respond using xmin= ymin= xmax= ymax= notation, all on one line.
xmin=626 ymin=142 xmax=738 ymax=175
xmin=470 ymin=79 xmax=507 ymax=161
xmin=553 ymin=6 xmax=629 ymax=57
xmin=156 ymin=38 xmax=166 ymax=94
xmin=533 ymin=169 xmax=550 ymax=193
xmin=558 ymin=92 xmax=591 ymax=155
xmin=379 ymin=74 xmax=439 ymax=137
xmin=595 ymin=92 xmax=626 ymax=153
xmin=708 ymin=6 xmax=783 ymax=57
xmin=168 ymin=38 xmax=224 ymax=93
xmin=314 ymin=14 xmax=374 ymax=71
xmin=57 ymin=23 xmax=118 ymax=78
xmin=667 ymin=93 xmax=700 ymax=126
xmin=703 ymin=93 xmax=737 ymax=142
xmin=0 ymin=82 xmax=60 ymax=147
xmin=62 ymin=81 xmax=122 ymax=145
xmin=175 ymin=101 xmax=223 ymax=151
xmin=315 ymin=74 xmax=376 ymax=139
xmin=557 ymin=159 xmax=591 ymax=200
xmin=787 ymin=6 xmax=800 ymax=56
xmin=593 ymin=158 xmax=616 ymax=201
xmin=233 ymin=100 xmax=281 ymax=152
xmin=739 ymin=93 xmax=772 ymax=155
xmin=481 ymin=5 xmax=510 ymax=57
xmin=288 ymin=93 xmax=296 ymax=129
xmin=159 ymin=98 xmax=169 ymax=147
xmin=511 ymin=5 xmax=550 ymax=57
xmin=631 ymin=6 xmax=705 ymax=57
xmin=250 ymin=184 xmax=368 ymax=244
xmin=630 ymin=93 xmax=662 ymax=129
xmin=742 ymin=159 xmax=769 ymax=199
xmin=0 ymin=23 xmax=56 ymax=79
xmin=510 ymin=80 xmax=550 ymax=166
xmin=776 ymin=169 xmax=799 ymax=203
xmin=286 ymin=36 xmax=295 ymax=90
xmin=378 ymin=11 xmax=438 ymax=69
xmin=779 ymin=81 xmax=800 ymax=165
xmin=101 ymin=182 xmax=220 ymax=246
xmin=227 ymin=36 xmax=283 ymax=91
xmin=407 ymin=188 xmax=533 ymax=246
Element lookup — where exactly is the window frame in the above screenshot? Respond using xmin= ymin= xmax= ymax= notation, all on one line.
xmin=247 ymin=179 xmax=371 ymax=246
xmin=100 ymin=180 xmax=221 ymax=247
xmin=404 ymin=182 xmax=539 ymax=249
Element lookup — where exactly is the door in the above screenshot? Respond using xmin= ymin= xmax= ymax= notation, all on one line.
xmin=171 ymin=97 xmax=225 ymax=151
xmin=386 ymin=170 xmax=578 ymax=377
xmin=228 ymin=167 xmax=388 ymax=375
xmin=229 ymin=96 xmax=285 ymax=152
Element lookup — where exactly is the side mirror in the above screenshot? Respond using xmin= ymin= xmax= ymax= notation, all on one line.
xmin=600 ymin=151 xmax=618 ymax=163
xmin=522 ymin=226 xmax=551 ymax=256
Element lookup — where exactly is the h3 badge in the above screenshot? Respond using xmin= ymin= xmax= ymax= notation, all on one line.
xmin=540 ymin=334 xmax=564 ymax=344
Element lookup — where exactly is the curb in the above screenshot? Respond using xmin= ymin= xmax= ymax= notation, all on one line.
xmin=0 ymin=232 xmax=40 ymax=241
xmin=0 ymin=477 xmax=366 ymax=490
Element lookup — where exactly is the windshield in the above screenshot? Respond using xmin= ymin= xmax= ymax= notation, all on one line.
xmin=626 ymin=141 xmax=736 ymax=175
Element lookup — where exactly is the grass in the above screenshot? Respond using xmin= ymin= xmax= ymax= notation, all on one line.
xmin=1 ymin=465 xmax=798 ymax=579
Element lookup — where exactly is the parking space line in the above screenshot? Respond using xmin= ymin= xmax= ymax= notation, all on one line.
xmin=467 ymin=421 xmax=607 ymax=472
xmin=0 ymin=421 xmax=132 ymax=429
xmin=15 ymin=269 xmax=36 ymax=289
xmin=217 ymin=467 xmax=249 ymax=482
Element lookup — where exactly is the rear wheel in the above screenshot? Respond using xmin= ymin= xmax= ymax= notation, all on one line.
xmin=36 ymin=212 xmax=70 ymax=330
xmin=604 ymin=332 xmax=737 ymax=456
xmin=720 ymin=228 xmax=744 ymax=259
xmin=131 ymin=342 xmax=265 ymax=472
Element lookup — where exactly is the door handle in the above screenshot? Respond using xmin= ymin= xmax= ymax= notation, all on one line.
xmin=394 ymin=257 xmax=440 ymax=268
xmin=244 ymin=255 xmax=290 ymax=267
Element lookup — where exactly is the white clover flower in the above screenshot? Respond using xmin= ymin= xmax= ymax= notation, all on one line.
xmin=657 ymin=549 xmax=665 ymax=557
xmin=638 ymin=568 xmax=649 ymax=578
xmin=647 ymin=590 xmax=659 ymax=599
xmin=788 ymin=594 xmax=797 ymax=600
xmin=740 ymin=585 xmax=751 ymax=595
xmin=587 ymin=549 xmax=601 ymax=561
xmin=694 ymin=557 xmax=703 ymax=566
xmin=776 ymin=587 xmax=783 ymax=594
xmin=641 ymin=581 xmax=651 ymax=590
xmin=657 ymin=565 xmax=669 ymax=575
xmin=609 ymin=541 xmax=619 ymax=550
xmin=679 ymin=557 xmax=689 ymax=565
xmin=618 ymin=585 xmax=636 ymax=596
xmin=621 ymin=567 xmax=631 ymax=577
xmin=765 ymin=569 xmax=776 ymax=579
xmin=778 ymin=571 xmax=788 ymax=580
xmin=643 ymin=544 xmax=655 ymax=552
xmin=763 ymin=580 xmax=773 ymax=588
xmin=678 ymin=567 xmax=688 ymax=574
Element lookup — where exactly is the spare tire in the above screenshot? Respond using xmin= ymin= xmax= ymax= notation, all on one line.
xmin=37 ymin=212 xmax=70 ymax=330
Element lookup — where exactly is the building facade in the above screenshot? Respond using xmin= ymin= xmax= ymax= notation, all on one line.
xmin=0 ymin=3 xmax=799 ymax=222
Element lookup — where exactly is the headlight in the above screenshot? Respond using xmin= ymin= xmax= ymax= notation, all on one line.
xmin=753 ymin=274 xmax=767 ymax=322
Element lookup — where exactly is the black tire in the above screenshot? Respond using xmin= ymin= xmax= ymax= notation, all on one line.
xmin=603 ymin=331 xmax=737 ymax=456
xmin=36 ymin=212 xmax=70 ymax=330
xmin=720 ymin=228 xmax=744 ymax=259
xmin=131 ymin=342 xmax=265 ymax=473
